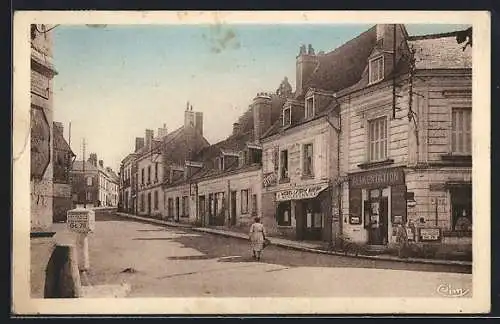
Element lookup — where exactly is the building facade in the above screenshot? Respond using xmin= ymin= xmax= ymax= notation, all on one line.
xmin=52 ymin=122 xmax=75 ymax=222
xmin=30 ymin=24 xmax=58 ymax=232
xmin=336 ymin=25 xmax=472 ymax=247
xmin=70 ymin=153 xmax=119 ymax=208
xmin=119 ymin=153 xmax=136 ymax=213
xmin=129 ymin=104 xmax=209 ymax=218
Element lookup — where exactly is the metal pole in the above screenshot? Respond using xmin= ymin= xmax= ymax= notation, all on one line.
xmin=392 ymin=24 xmax=397 ymax=119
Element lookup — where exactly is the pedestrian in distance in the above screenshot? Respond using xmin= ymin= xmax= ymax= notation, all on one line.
xmin=249 ymin=216 xmax=266 ymax=261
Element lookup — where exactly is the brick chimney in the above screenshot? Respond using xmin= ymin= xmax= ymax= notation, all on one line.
xmin=184 ymin=101 xmax=203 ymax=136
xmin=252 ymin=93 xmax=272 ymax=143
xmin=135 ymin=137 xmax=145 ymax=152
xmin=232 ymin=122 xmax=241 ymax=136
xmin=98 ymin=160 xmax=104 ymax=168
xmin=88 ymin=153 xmax=98 ymax=166
xmin=145 ymin=129 xmax=154 ymax=150
xmin=296 ymin=44 xmax=319 ymax=97
xmin=157 ymin=123 xmax=168 ymax=138
xmin=375 ymin=24 xmax=407 ymax=77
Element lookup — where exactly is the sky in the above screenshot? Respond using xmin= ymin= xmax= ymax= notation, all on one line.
xmin=52 ymin=23 xmax=470 ymax=172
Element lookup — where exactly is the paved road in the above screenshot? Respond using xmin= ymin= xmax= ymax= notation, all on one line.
xmin=72 ymin=212 xmax=472 ymax=297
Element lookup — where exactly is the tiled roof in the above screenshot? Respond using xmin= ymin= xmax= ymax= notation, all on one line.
xmin=305 ymin=26 xmax=378 ymax=95
xmin=408 ymin=33 xmax=472 ymax=70
xmin=53 ymin=124 xmax=75 ymax=156
xmin=71 ymin=161 xmax=98 ymax=172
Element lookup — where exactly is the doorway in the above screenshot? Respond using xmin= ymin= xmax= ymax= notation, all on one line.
xmin=301 ymin=199 xmax=323 ymax=241
xmin=175 ymin=197 xmax=180 ymax=222
xmin=230 ymin=191 xmax=237 ymax=226
xmin=147 ymin=192 xmax=151 ymax=216
xmin=199 ymin=195 xmax=206 ymax=226
xmin=365 ymin=188 xmax=389 ymax=245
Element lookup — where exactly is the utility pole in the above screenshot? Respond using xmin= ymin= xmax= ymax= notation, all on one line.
xmin=82 ymin=138 xmax=87 ymax=209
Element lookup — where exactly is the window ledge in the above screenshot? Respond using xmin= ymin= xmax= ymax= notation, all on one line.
xmin=279 ymin=178 xmax=290 ymax=184
xmin=440 ymin=154 xmax=472 ymax=164
xmin=357 ymin=159 xmax=394 ymax=169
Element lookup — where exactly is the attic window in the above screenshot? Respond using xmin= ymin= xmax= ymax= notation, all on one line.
xmin=305 ymin=96 xmax=314 ymax=119
xmin=283 ymin=107 xmax=291 ymax=127
xmin=369 ymin=56 xmax=384 ymax=84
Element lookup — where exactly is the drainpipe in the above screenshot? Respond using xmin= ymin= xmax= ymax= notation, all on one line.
xmin=324 ymin=106 xmax=342 ymax=246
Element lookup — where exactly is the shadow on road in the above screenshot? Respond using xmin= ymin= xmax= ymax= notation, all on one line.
xmin=168 ymin=230 xmax=471 ymax=274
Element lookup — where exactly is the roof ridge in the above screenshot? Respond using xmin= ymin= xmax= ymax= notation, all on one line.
xmin=408 ymin=30 xmax=463 ymax=41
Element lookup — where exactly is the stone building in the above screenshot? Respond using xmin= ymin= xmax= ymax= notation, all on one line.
xmin=259 ymin=35 xmax=375 ymax=242
xmin=334 ymin=24 xmax=472 ymax=248
xmin=52 ymin=121 xmax=75 ymax=222
xmin=70 ymin=153 xmax=119 ymax=208
xmin=30 ymin=24 xmax=58 ymax=232
xmin=161 ymin=85 xmax=288 ymax=228
xmin=119 ymin=152 xmax=136 ymax=213
xmin=132 ymin=104 xmax=209 ymax=218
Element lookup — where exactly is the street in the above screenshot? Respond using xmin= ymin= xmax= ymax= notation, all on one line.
xmin=65 ymin=212 xmax=472 ymax=298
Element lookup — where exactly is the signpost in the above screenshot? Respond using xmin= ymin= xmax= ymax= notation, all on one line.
xmin=67 ymin=208 xmax=95 ymax=272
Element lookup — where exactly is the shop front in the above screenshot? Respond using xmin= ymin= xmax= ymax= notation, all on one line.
xmin=347 ymin=167 xmax=406 ymax=245
xmin=275 ymin=183 xmax=331 ymax=241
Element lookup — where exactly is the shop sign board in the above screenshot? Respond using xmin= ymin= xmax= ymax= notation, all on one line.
xmin=349 ymin=167 xmax=405 ymax=189
xmin=276 ymin=184 xmax=328 ymax=202
xmin=67 ymin=209 xmax=95 ymax=233
xmin=263 ymin=172 xmax=277 ymax=187
xmin=419 ymin=228 xmax=441 ymax=242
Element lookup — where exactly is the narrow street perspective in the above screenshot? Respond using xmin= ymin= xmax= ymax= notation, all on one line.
xmin=40 ymin=211 xmax=471 ymax=298
xmin=19 ymin=13 xmax=488 ymax=315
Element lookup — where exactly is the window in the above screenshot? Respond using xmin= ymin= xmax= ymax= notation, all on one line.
xmin=280 ymin=150 xmax=289 ymax=180
xmin=369 ymin=56 xmax=384 ymax=84
xmin=277 ymin=201 xmax=291 ymax=226
xmin=182 ymin=196 xmax=189 ymax=216
xmin=141 ymin=168 xmax=145 ymax=185
xmin=154 ymin=190 xmax=159 ymax=210
xmin=154 ymin=163 xmax=158 ymax=181
xmin=86 ymin=176 xmax=93 ymax=186
xmin=141 ymin=193 xmax=145 ymax=212
xmin=251 ymin=194 xmax=258 ymax=215
xmin=305 ymin=96 xmax=314 ymax=118
xmin=451 ymin=108 xmax=472 ymax=155
xmin=450 ymin=186 xmax=472 ymax=233
xmin=147 ymin=165 xmax=151 ymax=183
xmin=86 ymin=192 xmax=92 ymax=201
xmin=283 ymin=107 xmax=291 ymax=126
xmin=273 ymin=147 xmax=279 ymax=172
xmin=303 ymin=143 xmax=314 ymax=177
xmin=368 ymin=117 xmax=388 ymax=161
xmin=249 ymin=148 xmax=262 ymax=164
xmin=241 ymin=189 xmax=249 ymax=214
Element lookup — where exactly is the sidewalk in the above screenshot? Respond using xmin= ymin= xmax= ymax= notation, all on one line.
xmin=115 ymin=212 xmax=472 ymax=268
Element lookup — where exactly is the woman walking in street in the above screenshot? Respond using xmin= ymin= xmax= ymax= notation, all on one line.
xmin=249 ymin=217 xmax=266 ymax=261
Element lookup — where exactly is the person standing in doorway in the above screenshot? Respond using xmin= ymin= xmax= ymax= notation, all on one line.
xmin=249 ymin=217 xmax=266 ymax=261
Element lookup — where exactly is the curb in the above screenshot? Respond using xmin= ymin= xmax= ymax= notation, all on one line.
xmin=115 ymin=212 xmax=472 ymax=268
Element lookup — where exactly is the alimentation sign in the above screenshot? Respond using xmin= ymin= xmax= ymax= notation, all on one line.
xmin=349 ymin=167 xmax=405 ymax=189
xmin=276 ymin=184 xmax=328 ymax=202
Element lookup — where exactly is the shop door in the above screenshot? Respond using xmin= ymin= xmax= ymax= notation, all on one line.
xmin=199 ymin=195 xmax=206 ymax=226
xmin=147 ymin=192 xmax=152 ymax=216
xmin=367 ymin=194 xmax=389 ymax=245
xmin=175 ymin=197 xmax=180 ymax=222
xmin=230 ymin=191 xmax=237 ymax=226
xmin=302 ymin=199 xmax=323 ymax=241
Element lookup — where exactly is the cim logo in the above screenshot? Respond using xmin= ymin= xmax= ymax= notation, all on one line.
xmin=436 ymin=283 xmax=471 ymax=297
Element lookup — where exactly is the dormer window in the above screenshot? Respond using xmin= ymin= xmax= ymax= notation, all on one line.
xmin=369 ymin=56 xmax=384 ymax=84
xmin=305 ymin=96 xmax=314 ymax=119
xmin=283 ymin=107 xmax=291 ymax=127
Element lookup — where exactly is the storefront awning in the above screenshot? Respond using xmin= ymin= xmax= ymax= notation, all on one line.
xmin=276 ymin=184 xmax=329 ymax=202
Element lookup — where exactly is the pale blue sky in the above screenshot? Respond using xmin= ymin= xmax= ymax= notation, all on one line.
xmin=53 ymin=23 xmax=470 ymax=172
